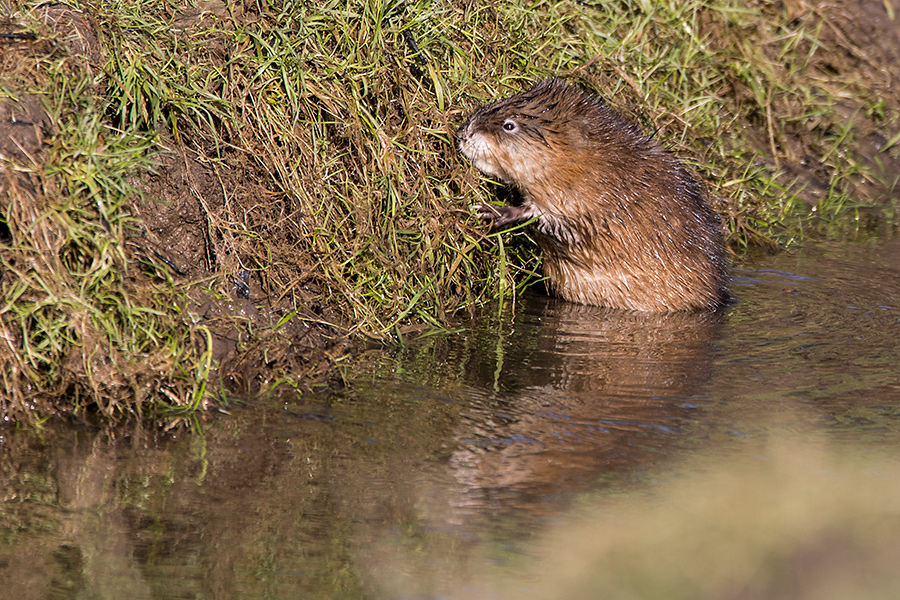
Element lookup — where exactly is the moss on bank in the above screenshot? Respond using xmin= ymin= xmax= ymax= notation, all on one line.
xmin=1 ymin=0 xmax=898 ymax=423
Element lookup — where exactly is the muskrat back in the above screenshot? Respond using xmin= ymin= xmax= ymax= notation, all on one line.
xmin=456 ymin=78 xmax=729 ymax=312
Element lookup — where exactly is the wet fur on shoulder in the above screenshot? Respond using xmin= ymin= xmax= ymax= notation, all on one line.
xmin=457 ymin=79 xmax=729 ymax=312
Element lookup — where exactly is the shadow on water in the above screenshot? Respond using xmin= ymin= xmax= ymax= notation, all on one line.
xmin=1 ymin=237 xmax=900 ymax=598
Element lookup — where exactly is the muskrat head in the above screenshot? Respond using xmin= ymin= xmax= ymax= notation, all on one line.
xmin=456 ymin=79 xmax=600 ymax=188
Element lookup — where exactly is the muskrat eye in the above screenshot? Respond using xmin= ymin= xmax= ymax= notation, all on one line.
xmin=502 ymin=119 xmax=518 ymax=133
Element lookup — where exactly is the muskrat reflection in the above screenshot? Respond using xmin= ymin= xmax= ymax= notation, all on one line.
xmin=451 ymin=296 xmax=722 ymax=501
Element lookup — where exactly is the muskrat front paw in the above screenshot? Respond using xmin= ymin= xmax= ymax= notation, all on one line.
xmin=474 ymin=203 xmax=523 ymax=229
xmin=474 ymin=202 xmax=500 ymax=222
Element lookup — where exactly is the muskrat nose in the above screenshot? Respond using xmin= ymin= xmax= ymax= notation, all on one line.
xmin=457 ymin=117 xmax=480 ymax=142
xmin=455 ymin=122 xmax=468 ymax=142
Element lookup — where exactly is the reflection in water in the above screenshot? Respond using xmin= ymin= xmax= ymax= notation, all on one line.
xmin=0 ymin=431 xmax=163 ymax=599
xmin=1 ymin=238 xmax=899 ymax=599
xmin=451 ymin=299 xmax=722 ymax=502
xmin=53 ymin=439 xmax=153 ymax=599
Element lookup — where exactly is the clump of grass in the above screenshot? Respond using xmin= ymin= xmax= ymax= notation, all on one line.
xmin=1 ymin=10 xmax=212 ymax=422
xmin=93 ymin=0 xmax=545 ymax=334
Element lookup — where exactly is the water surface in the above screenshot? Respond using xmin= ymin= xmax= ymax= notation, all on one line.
xmin=2 ymin=237 xmax=899 ymax=599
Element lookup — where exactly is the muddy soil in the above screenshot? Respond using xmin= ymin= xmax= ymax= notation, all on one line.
xmin=776 ymin=0 xmax=900 ymax=209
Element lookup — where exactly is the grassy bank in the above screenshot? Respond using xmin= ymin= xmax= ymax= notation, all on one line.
xmin=1 ymin=0 xmax=898 ymax=423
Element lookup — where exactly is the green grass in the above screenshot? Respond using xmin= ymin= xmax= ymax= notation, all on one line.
xmin=1 ymin=55 xmax=211 ymax=420
xmin=1 ymin=0 xmax=898 ymax=422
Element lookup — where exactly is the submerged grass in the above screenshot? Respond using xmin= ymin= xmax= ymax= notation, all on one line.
xmin=1 ymin=0 xmax=898 ymax=422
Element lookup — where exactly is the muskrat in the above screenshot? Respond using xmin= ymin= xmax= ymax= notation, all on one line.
xmin=456 ymin=79 xmax=729 ymax=311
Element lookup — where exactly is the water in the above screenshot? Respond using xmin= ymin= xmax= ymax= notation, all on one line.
xmin=2 ymin=237 xmax=899 ymax=599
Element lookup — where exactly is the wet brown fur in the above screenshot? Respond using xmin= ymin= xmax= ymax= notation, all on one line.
xmin=457 ymin=79 xmax=729 ymax=311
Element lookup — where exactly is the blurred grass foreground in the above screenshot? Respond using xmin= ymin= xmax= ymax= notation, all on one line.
xmin=1 ymin=0 xmax=899 ymax=423
xmin=434 ymin=437 xmax=900 ymax=600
